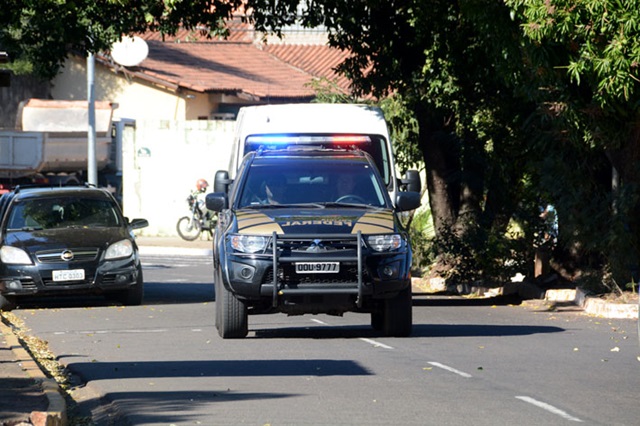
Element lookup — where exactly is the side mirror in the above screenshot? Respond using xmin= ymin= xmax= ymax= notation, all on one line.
xmin=400 ymin=170 xmax=421 ymax=193
xmin=206 ymin=193 xmax=227 ymax=212
xmin=395 ymin=191 xmax=421 ymax=212
xmin=214 ymin=170 xmax=233 ymax=193
xmin=128 ymin=218 xmax=149 ymax=230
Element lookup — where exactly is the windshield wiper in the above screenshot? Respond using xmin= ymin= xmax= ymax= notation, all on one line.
xmin=244 ymin=203 xmax=325 ymax=209
xmin=318 ymin=202 xmax=382 ymax=209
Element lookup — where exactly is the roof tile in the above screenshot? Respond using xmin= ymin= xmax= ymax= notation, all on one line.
xmin=115 ymin=25 xmax=352 ymax=100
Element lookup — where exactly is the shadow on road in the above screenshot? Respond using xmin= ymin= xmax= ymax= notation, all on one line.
xmin=10 ymin=281 xmax=214 ymax=311
xmin=65 ymin=358 xmax=372 ymax=381
xmin=252 ymin=321 xmax=564 ymax=339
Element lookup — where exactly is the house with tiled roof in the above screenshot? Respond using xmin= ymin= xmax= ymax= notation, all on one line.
xmin=51 ymin=20 xmax=351 ymax=122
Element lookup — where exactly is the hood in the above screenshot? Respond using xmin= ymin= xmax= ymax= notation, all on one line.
xmin=2 ymin=227 xmax=131 ymax=252
xmin=236 ymin=207 xmax=397 ymax=235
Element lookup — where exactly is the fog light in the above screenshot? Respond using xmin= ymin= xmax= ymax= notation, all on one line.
xmin=7 ymin=280 xmax=23 ymax=291
xmin=382 ymin=266 xmax=395 ymax=278
xmin=239 ymin=267 xmax=254 ymax=280
xmin=116 ymin=274 xmax=129 ymax=284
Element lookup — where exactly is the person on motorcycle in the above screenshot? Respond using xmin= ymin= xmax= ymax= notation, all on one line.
xmin=193 ymin=179 xmax=211 ymax=219
xmin=177 ymin=178 xmax=216 ymax=241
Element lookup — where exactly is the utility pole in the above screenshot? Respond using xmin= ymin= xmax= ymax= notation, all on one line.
xmin=87 ymin=52 xmax=97 ymax=185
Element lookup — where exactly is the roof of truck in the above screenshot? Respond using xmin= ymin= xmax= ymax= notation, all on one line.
xmin=236 ymin=103 xmax=390 ymax=139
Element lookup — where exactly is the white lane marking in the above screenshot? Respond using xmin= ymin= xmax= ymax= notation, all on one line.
xmin=360 ymin=338 xmax=394 ymax=349
xmin=309 ymin=319 xmax=393 ymax=349
xmin=516 ymin=396 xmax=583 ymax=422
xmin=428 ymin=362 xmax=473 ymax=378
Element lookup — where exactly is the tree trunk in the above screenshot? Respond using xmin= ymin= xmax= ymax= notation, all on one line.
xmin=415 ymin=110 xmax=459 ymax=237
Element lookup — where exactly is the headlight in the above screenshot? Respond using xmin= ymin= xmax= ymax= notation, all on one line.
xmin=0 ymin=246 xmax=33 ymax=265
xmin=230 ymin=235 xmax=268 ymax=253
xmin=105 ymin=239 xmax=134 ymax=260
xmin=367 ymin=234 xmax=403 ymax=252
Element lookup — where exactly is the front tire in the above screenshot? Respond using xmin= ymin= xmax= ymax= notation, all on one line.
xmin=214 ymin=266 xmax=222 ymax=330
xmin=176 ymin=216 xmax=202 ymax=241
xmin=371 ymin=311 xmax=384 ymax=331
xmin=111 ymin=268 xmax=144 ymax=306
xmin=382 ymin=287 xmax=413 ymax=337
xmin=0 ymin=294 xmax=17 ymax=311
xmin=217 ymin=277 xmax=248 ymax=339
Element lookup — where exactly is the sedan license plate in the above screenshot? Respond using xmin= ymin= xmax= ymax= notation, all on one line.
xmin=52 ymin=269 xmax=85 ymax=282
xmin=295 ymin=262 xmax=340 ymax=273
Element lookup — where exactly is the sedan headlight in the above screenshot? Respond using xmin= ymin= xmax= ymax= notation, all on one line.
xmin=0 ymin=246 xmax=33 ymax=265
xmin=105 ymin=239 xmax=134 ymax=260
xmin=367 ymin=234 xmax=403 ymax=252
xmin=230 ymin=235 xmax=268 ymax=253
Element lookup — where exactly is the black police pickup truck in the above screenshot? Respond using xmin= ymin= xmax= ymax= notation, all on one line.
xmin=206 ymin=148 xmax=421 ymax=338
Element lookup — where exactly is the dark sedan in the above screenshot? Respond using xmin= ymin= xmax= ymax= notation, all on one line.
xmin=0 ymin=185 xmax=148 ymax=310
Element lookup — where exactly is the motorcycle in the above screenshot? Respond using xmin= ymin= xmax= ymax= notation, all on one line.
xmin=176 ymin=193 xmax=216 ymax=241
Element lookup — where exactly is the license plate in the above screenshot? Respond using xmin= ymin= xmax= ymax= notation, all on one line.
xmin=295 ymin=262 xmax=340 ymax=273
xmin=52 ymin=269 xmax=85 ymax=282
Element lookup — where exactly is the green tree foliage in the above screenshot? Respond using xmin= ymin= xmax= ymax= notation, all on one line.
xmin=0 ymin=0 xmax=243 ymax=78
xmin=507 ymin=0 xmax=640 ymax=289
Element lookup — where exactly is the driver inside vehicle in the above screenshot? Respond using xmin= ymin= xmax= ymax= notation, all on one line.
xmin=336 ymin=174 xmax=357 ymax=198
xmin=336 ymin=173 xmax=369 ymax=204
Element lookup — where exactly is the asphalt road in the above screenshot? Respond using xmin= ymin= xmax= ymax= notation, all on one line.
xmin=10 ymin=254 xmax=640 ymax=425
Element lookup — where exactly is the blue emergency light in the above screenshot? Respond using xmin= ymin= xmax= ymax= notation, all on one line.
xmin=245 ymin=135 xmax=371 ymax=145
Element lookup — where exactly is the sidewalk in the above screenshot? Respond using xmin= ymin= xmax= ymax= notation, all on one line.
xmin=0 ymin=319 xmax=65 ymax=426
xmin=1 ymin=235 xmax=637 ymax=425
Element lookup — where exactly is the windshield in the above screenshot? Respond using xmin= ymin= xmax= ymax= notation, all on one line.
xmin=237 ymin=159 xmax=388 ymax=208
xmin=6 ymin=197 xmax=121 ymax=230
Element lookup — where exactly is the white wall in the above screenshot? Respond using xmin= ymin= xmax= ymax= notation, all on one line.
xmin=121 ymin=119 xmax=236 ymax=236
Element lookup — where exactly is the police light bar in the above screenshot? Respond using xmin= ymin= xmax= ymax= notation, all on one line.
xmin=246 ymin=135 xmax=371 ymax=145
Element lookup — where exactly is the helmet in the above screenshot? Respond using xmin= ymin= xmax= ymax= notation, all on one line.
xmin=196 ymin=178 xmax=209 ymax=192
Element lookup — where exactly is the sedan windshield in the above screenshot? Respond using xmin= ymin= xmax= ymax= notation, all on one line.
xmin=6 ymin=197 xmax=121 ymax=230
xmin=238 ymin=160 xmax=388 ymax=208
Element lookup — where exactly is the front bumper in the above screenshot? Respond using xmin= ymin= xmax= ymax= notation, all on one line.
xmin=0 ymin=256 xmax=141 ymax=297
xmin=221 ymin=232 xmax=412 ymax=309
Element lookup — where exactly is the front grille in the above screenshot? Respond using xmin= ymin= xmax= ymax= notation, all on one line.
xmin=101 ymin=274 xmax=117 ymax=285
xmin=17 ymin=278 xmax=37 ymax=291
xmin=279 ymin=237 xmax=361 ymax=254
xmin=36 ymin=248 xmax=99 ymax=263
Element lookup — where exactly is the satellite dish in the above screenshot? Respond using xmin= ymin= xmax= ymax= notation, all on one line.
xmin=110 ymin=36 xmax=149 ymax=67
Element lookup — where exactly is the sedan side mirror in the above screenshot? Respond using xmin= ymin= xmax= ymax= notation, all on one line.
xmin=128 ymin=218 xmax=149 ymax=230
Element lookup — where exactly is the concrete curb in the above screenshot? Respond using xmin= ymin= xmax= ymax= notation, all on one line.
xmin=573 ymin=288 xmax=639 ymax=319
xmin=0 ymin=320 xmax=67 ymax=426
xmin=411 ymin=277 xmax=639 ymax=319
